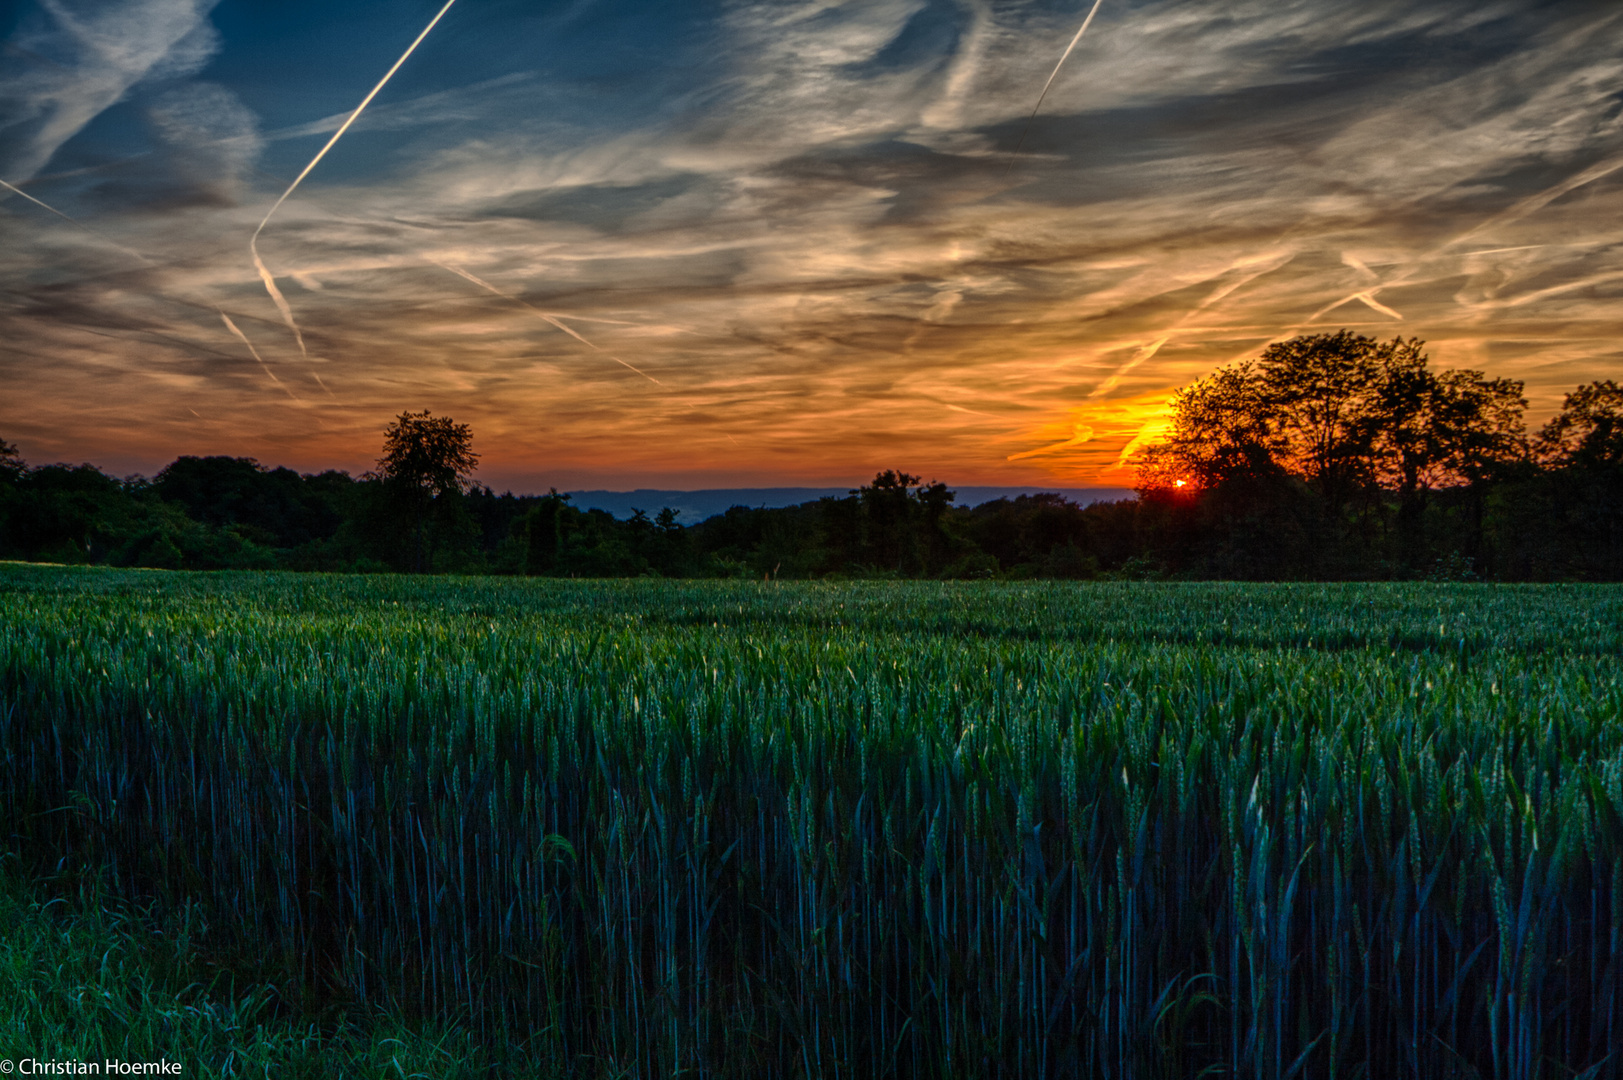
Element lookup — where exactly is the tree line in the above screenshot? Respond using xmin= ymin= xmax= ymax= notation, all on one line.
xmin=1134 ymin=331 xmax=1623 ymax=579
xmin=3 ymin=333 xmax=1622 ymax=580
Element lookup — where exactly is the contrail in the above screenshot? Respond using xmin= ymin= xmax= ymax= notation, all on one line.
xmin=1353 ymin=291 xmax=1403 ymax=320
xmin=1116 ymin=417 xmax=1169 ymax=467
xmin=2 ymin=177 xmax=87 ymax=225
xmin=2 ymin=175 xmax=322 ymax=394
xmin=1087 ymin=250 xmax=1292 ymax=402
xmin=1087 ymin=251 xmax=1295 ymax=468
xmin=1089 ymin=335 xmax=1168 ymax=399
xmin=434 ymin=259 xmax=741 ymax=446
xmin=1306 ymin=152 xmax=1623 ymax=326
xmin=219 ymin=311 xmax=301 ymax=402
xmin=1341 ymin=252 xmax=1378 ymax=280
xmin=1007 ymin=423 xmax=1094 ymax=460
xmin=1442 ymin=153 xmax=1623 ymax=256
xmin=1007 ymin=0 xmax=1105 ymax=169
xmin=1477 ymin=268 xmax=1623 ymax=311
xmin=250 ymin=0 xmax=462 ymax=355
xmin=1305 ymin=286 xmax=1404 ymax=324
xmin=432 ymin=260 xmax=669 ymax=387
xmin=0 ymin=177 xmax=154 ymax=265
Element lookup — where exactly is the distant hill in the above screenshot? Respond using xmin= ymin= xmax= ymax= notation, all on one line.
xmin=564 ymin=486 xmax=1135 ymax=525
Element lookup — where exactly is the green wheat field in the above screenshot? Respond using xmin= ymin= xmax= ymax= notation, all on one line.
xmin=2 ymin=564 xmax=1621 ymax=1077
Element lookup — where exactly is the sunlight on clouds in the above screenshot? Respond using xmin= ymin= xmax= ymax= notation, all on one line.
xmin=1001 ymin=391 xmax=1174 ymax=485
xmin=2 ymin=0 xmax=1623 ymax=486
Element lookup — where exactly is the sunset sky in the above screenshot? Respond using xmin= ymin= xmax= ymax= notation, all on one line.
xmin=2 ymin=0 xmax=1621 ymax=492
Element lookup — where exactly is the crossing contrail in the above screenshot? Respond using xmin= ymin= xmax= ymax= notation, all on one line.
xmin=4 ymin=173 xmax=322 ymax=401
xmin=434 ymin=259 xmax=741 ymax=445
xmin=1306 ymin=152 xmax=1623 ymax=326
xmin=219 ymin=311 xmax=301 ymax=402
xmin=432 ymin=259 xmax=670 ymax=387
xmin=1007 ymin=423 xmax=1094 ymax=460
xmin=1089 ymin=335 xmax=1168 ymax=399
xmin=250 ymin=0 xmax=462 ymax=356
xmin=1008 ymin=0 xmax=1105 ymax=169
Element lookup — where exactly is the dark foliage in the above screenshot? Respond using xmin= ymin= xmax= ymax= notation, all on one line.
xmin=154 ymin=456 xmax=350 ymax=549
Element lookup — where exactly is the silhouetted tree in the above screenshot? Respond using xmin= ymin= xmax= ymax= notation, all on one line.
xmin=852 ymin=470 xmax=955 ymax=574
xmin=1253 ymin=333 xmax=1377 ymax=513
xmin=375 ymin=411 xmax=480 ymax=496
xmin=1538 ymin=381 xmax=1623 ymax=467
xmin=370 ymin=410 xmax=479 ymax=573
xmin=1136 ymin=332 xmax=1528 ymax=576
xmin=1371 ymin=348 xmax=1526 ymax=568
xmin=0 ymin=437 xmax=22 ymax=555
xmin=1508 ymin=381 xmax=1623 ymax=576
xmin=462 ymin=484 xmax=531 ymax=573
xmin=1134 ymin=362 xmax=1281 ymax=495
xmin=858 ymin=470 xmax=920 ymax=572
xmin=521 ymin=490 xmax=576 ymax=575
xmin=652 ymin=508 xmax=687 ymax=570
xmin=957 ymin=494 xmax=1102 ymax=578
xmin=1131 ymin=359 xmax=1315 ymax=574
xmin=154 ymin=456 xmax=351 ymax=551
xmin=913 ymin=479 xmax=955 ymax=571
xmin=12 ymin=464 xmax=133 ymax=563
xmin=0 ymin=437 xmax=24 ymax=484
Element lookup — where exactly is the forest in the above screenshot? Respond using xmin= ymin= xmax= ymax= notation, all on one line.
xmin=4 ymin=332 xmax=1623 ymax=581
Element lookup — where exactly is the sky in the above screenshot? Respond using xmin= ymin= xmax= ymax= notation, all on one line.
xmin=2 ymin=0 xmax=1621 ymax=493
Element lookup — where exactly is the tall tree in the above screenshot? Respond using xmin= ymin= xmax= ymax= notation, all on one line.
xmin=858 ymin=470 xmax=921 ymax=572
xmin=852 ymin=470 xmax=955 ymax=574
xmin=371 ymin=410 xmax=479 ymax=573
xmin=1254 ymin=331 xmax=1386 ymax=518
xmin=521 ymin=489 xmax=576 ymax=576
xmin=1371 ymin=347 xmax=1525 ymax=566
xmin=1537 ymin=381 xmax=1623 ymax=467
xmin=1134 ymin=362 xmax=1279 ymax=494
xmin=0 ymin=436 xmax=25 ymax=559
xmin=1133 ymin=360 xmax=1316 ymax=577
xmin=1526 ymin=381 xmax=1623 ymax=576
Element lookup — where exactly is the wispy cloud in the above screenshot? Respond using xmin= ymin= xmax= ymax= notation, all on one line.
xmin=147 ymin=82 xmax=262 ymax=205
xmin=0 ymin=0 xmax=220 ymax=184
xmin=3 ymin=0 xmax=1622 ymax=488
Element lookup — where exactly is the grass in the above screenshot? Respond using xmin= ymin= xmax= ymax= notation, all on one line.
xmin=1 ymin=564 xmax=1621 ymax=1077
xmin=0 ymin=853 xmax=518 ymax=1077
